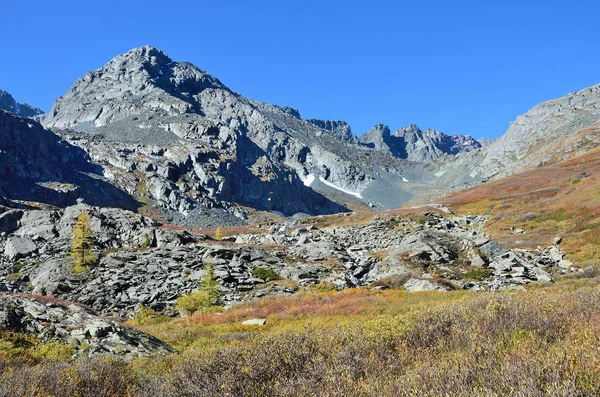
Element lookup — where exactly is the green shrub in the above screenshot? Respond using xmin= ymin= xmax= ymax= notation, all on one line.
xmin=464 ymin=267 xmax=495 ymax=281
xmin=252 ymin=267 xmax=281 ymax=281
xmin=132 ymin=305 xmax=159 ymax=325
xmin=140 ymin=232 xmax=151 ymax=249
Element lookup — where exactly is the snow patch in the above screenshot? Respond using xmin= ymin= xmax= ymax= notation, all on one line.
xmin=434 ymin=170 xmax=446 ymax=177
xmin=402 ymin=177 xmax=409 ymax=182
xmin=318 ymin=177 xmax=362 ymax=198
xmin=301 ymin=174 xmax=315 ymax=187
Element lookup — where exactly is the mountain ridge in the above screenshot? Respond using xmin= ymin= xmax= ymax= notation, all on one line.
xmin=1 ymin=45 xmax=599 ymax=226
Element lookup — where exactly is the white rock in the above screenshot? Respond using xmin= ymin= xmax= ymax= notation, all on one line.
xmin=242 ymin=318 xmax=267 ymax=326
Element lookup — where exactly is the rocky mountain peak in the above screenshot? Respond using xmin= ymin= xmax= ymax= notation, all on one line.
xmin=106 ymin=45 xmax=172 ymax=74
xmin=358 ymin=123 xmax=406 ymax=158
xmin=0 ymin=90 xmax=43 ymax=118
xmin=44 ymin=45 xmax=226 ymax=130
xmin=394 ymin=124 xmax=481 ymax=161
xmin=395 ymin=123 xmax=420 ymax=136
xmin=359 ymin=122 xmax=482 ymax=162
xmin=360 ymin=123 xmax=391 ymax=142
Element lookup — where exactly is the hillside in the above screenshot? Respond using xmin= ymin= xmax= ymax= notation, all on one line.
xmin=441 ymin=123 xmax=600 ymax=264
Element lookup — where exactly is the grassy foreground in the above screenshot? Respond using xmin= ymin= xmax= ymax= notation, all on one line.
xmin=2 ymin=277 xmax=600 ymax=396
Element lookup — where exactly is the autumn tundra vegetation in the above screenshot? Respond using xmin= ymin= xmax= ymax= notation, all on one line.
xmin=1 ymin=275 xmax=600 ymax=396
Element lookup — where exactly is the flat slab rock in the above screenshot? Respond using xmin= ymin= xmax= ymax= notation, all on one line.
xmin=242 ymin=318 xmax=267 ymax=326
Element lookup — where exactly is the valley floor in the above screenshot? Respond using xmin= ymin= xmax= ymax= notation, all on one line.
xmin=1 ymin=274 xmax=600 ymax=396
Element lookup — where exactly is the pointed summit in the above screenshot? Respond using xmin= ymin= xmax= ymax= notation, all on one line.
xmin=393 ymin=124 xmax=482 ymax=161
xmin=43 ymin=46 xmax=226 ymax=130
xmin=359 ymin=124 xmax=407 ymax=157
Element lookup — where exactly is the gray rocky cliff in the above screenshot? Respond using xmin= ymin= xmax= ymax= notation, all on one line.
xmin=359 ymin=123 xmax=481 ymax=162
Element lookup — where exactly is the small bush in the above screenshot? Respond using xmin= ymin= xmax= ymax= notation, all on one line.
xmin=464 ymin=267 xmax=495 ymax=281
xmin=140 ymin=232 xmax=151 ymax=249
xmin=252 ymin=267 xmax=281 ymax=281
xmin=132 ymin=305 xmax=159 ymax=325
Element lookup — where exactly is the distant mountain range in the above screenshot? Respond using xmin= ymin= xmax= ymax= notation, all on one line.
xmin=2 ymin=45 xmax=600 ymax=226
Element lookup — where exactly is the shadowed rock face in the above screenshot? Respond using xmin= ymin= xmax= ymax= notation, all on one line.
xmin=306 ymin=119 xmax=358 ymax=143
xmin=0 ymin=110 xmax=138 ymax=210
xmin=0 ymin=90 xmax=43 ymax=118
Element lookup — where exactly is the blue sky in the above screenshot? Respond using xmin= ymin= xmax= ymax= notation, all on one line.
xmin=2 ymin=0 xmax=600 ymax=139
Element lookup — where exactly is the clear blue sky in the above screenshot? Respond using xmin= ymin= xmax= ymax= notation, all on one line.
xmin=2 ymin=0 xmax=600 ymax=139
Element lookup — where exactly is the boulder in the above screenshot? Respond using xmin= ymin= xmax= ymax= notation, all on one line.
xmin=242 ymin=318 xmax=267 ymax=326
xmin=0 ymin=294 xmax=175 ymax=359
xmin=4 ymin=236 xmax=37 ymax=260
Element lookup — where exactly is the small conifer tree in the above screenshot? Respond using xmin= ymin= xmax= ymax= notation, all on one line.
xmin=201 ymin=261 xmax=220 ymax=306
xmin=214 ymin=227 xmax=224 ymax=240
xmin=70 ymin=211 xmax=94 ymax=273
xmin=175 ymin=260 xmax=220 ymax=315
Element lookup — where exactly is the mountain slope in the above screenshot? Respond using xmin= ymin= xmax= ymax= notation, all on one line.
xmin=439 ymin=83 xmax=600 ymax=184
xmin=441 ymin=128 xmax=600 ymax=264
xmin=42 ymin=46 xmax=446 ymax=222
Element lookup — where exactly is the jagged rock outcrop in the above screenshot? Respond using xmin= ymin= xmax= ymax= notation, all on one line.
xmin=359 ymin=123 xmax=481 ymax=161
xmin=306 ymin=119 xmax=358 ymax=143
xmin=0 ymin=294 xmax=174 ymax=358
xmin=0 ymin=90 xmax=43 ymax=118
xmin=394 ymin=124 xmax=481 ymax=161
xmin=358 ymin=124 xmax=403 ymax=157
